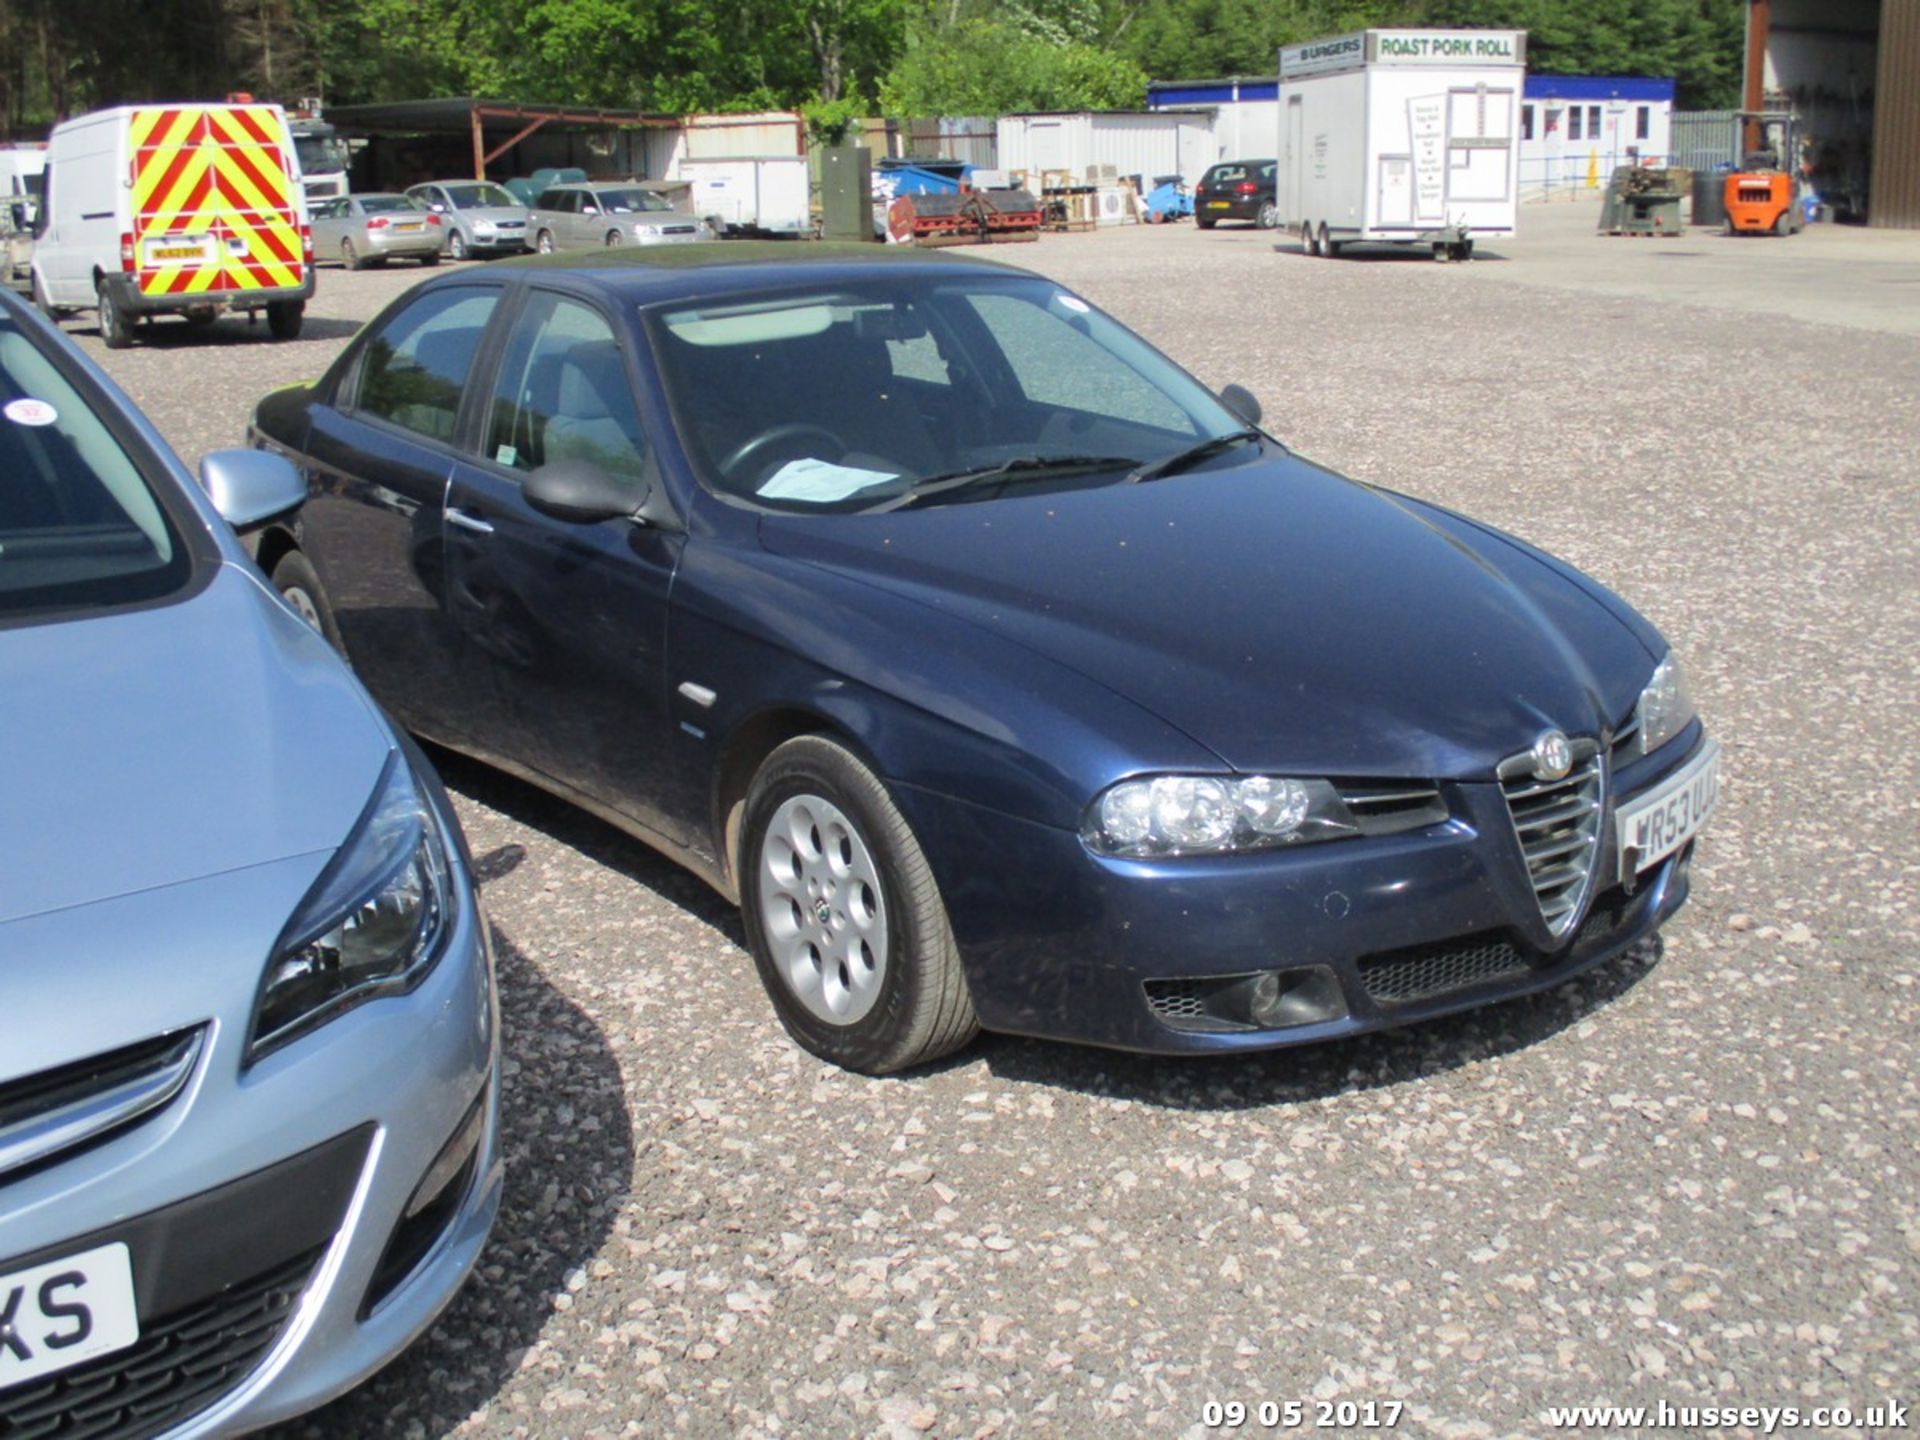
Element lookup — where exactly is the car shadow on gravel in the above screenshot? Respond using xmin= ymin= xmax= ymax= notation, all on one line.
xmin=974 ymin=936 xmax=1664 ymax=1110
xmin=268 ymin=911 xmax=636 ymax=1438
xmin=91 ymin=315 xmax=364 ymax=347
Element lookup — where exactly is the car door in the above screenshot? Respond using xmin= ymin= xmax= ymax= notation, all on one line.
xmin=441 ymin=284 xmax=689 ymax=842
xmin=299 ymin=281 xmax=506 ymax=742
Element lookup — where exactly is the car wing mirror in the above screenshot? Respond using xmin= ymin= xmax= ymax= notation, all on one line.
xmin=523 ymin=459 xmax=649 ymax=524
xmin=199 ymin=449 xmax=307 ymax=531
xmin=1219 ymin=383 xmax=1263 ymax=427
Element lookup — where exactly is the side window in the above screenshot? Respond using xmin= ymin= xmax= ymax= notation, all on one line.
xmin=486 ymin=293 xmax=648 ymax=485
xmin=351 ymin=287 xmax=499 ymax=443
xmin=964 ymin=293 xmax=1192 ymax=434
xmin=1568 ymin=107 xmax=1583 ymax=142
xmin=1636 ymin=105 xmax=1651 ymax=141
xmin=1522 ymin=104 xmax=1535 ymax=142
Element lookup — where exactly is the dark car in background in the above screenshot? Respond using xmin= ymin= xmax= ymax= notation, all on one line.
xmin=246 ymin=246 xmax=1718 ymax=1075
xmin=1195 ymin=159 xmax=1278 ymax=229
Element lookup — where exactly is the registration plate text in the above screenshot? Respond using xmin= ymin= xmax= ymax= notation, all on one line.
xmin=1616 ymin=740 xmax=1721 ymax=878
xmin=0 ymin=1242 xmax=139 ymax=1390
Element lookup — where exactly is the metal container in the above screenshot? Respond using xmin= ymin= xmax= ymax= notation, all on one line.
xmin=1692 ymin=168 xmax=1728 ymax=229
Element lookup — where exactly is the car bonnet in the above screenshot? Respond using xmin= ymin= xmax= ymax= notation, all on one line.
xmin=0 ymin=564 xmax=394 ymax=926
xmin=756 ymin=453 xmax=1656 ymax=781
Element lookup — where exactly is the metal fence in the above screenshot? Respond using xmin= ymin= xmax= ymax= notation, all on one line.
xmin=1520 ymin=151 xmax=1674 ymax=200
xmin=1670 ymin=111 xmax=1744 ymax=175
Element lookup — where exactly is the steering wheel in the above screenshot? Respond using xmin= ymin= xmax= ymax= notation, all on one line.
xmin=721 ymin=423 xmax=846 ymax=483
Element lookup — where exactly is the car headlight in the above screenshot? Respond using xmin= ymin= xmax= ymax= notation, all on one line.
xmin=472 ymin=219 xmax=496 ymax=233
xmin=1634 ymin=652 xmax=1697 ymax=756
xmin=248 ymin=751 xmax=453 ymax=1061
xmin=634 ymin=225 xmax=662 ymax=244
xmin=1083 ymin=775 xmax=1359 ymax=858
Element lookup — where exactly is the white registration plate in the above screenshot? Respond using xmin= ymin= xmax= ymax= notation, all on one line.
xmin=1616 ymin=739 xmax=1721 ymax=879
xmin=394 ymin=221 xmax=424 ymax=231
xmin=0 ymin=1241 xmax=139 ymax=1389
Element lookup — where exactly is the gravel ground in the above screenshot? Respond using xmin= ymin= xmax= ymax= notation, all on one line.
xmin=52 ymin=220 xmax=1919 ymax=1438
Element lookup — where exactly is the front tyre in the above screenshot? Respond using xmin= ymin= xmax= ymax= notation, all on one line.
xmin=535 ymin=229 xmax=555 ymax=254
xmin=740 ymin=736 xmax=978 ymax=1074
xmin=269 ymin=549 xmax=344 ymax=653
xmin=447 ymin=229 xmax=469 ymax=261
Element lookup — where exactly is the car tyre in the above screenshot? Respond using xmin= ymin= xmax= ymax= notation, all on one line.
xmin=1257 ymin=200 xmax=1279 ymax=230
xmin=1196 ymin=215 xmax=1215 ymax=230
xmin=447 ymin=229 xmax=469 ymax=261
xmin=536 ymin=229 xmax=555 ymax=254
xmin=740 ymin=736 xmax=978 ymax=1074
xmin=270 ymin=549 xmax=344 ymax=652
xmin=96 ymin=280 xmax=133 ymax=349
xmin=266 ymin=299 xmax=304 ymax=340
xmin=342 ymin=238 xmax=367 ymax=271
xmin=605 ymin=229 xmax=623 ymax=247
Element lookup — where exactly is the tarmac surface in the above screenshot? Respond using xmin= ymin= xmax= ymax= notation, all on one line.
xmin=52 ymin=203 xmax=1920 ymax=1438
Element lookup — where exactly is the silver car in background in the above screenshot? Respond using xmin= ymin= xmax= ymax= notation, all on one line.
xmin=527 ymin=181 xmax=708 ymax=252
xmin=310 ymin=193 xmax=444 ymax=269
xmin=0 ymin=288 xmax=500 ymax=1434
xmin=404 ymin=180 xmax=531 ymax=260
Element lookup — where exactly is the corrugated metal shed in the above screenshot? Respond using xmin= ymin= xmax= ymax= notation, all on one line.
xmin=997 ymin=111 xmax=1219 ymax=187
xmin=1873 ymin=0 xmax=1920 ymax=227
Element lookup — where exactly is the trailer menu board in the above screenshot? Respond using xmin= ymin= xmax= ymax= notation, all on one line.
xmin=1281 ymin=29 xmax=1526 ymax=77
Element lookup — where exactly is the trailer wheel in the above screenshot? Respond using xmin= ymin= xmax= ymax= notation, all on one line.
xmin=1317 ymin=223 xmax=1334 ymax=257
xmin=96 ymin=281 xmax=134 ymax=350
xmin=1301 ymin=222 xmax=1319 ymax=257
xmin=1324 ymin=230 xmax=1343 ymax=258
xmin=267 ymin=300 xmax=304 ymax=341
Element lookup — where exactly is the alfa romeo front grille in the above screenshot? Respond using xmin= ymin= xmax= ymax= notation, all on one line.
xmin=1499 ymin=739 xmax=1603 ymax=941
xmin=1360 ymin=933 xmax=1528 ymax=1004
xmin=0 ymin=1028 xmax=206 ymax=1185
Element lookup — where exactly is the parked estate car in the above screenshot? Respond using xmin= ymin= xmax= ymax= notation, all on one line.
xmin=405 ymin=180 xmax=532 ymax=260
xmin=1195 ymin=159 xmax=1278 ymax=229
xmin=311 ymin=193 xmax=443 ymax=269
xmin=527 ymin=181 xmax=706 ymax=252
xmin=247 ymin=246 xmax=1718 ymax=1075
xmin=0 ymin=287 xmax=499 ymax=1433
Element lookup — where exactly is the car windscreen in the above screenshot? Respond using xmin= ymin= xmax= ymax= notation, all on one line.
xmin=446 ymin=183 xmax=518 ymax=210
xmin=0 ymin=316 xmax=192 ymax=620
xmin=594 ymin=189 xmax=671 ymax=214
xmin=359 ymin=195 xmax=420 ymax=214
xmin=646 ymin=274 xmax=1251 ymax=513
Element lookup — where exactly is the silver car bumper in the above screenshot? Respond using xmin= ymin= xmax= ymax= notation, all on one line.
xmin=0 ymin=809 xmax=500 ymax=1436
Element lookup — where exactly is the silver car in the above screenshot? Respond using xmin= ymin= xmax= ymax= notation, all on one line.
xmin=311 ymin=193 xmax=444 ymax=269
xmin=0 ymin=288 xmax=500 ymax=1433
xmin=527 ymin=180 xmax=708 ymax=252
xmin=405 ymin=180 xmax=532 ymax=260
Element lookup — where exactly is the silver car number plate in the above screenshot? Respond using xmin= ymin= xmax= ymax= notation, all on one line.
xmin=0 ymin=1241 xmax=139 ymax=1389
xmin=1616 ymin=739 xmax=1721 ymax=879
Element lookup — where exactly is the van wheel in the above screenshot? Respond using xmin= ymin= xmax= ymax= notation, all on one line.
xmin=96 ymin=281 xmax=134 ymax=349
xmin=740 ymin=736 xmax=978 ymax=1074
xmin=536 ymin=229 xmax=555 ymax=253
xmin=267 ymin=300 xmax=304 ymax=340
xmin=342 ymin=238 xmax=367 ymax=271
xmin=270 ymin=550 xmax=344 ymax=653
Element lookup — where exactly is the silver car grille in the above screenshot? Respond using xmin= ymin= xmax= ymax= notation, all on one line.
xmin=1499 ymin=738 xmax=1603 ymax=941
xmin=0 ymin=1026 xmax=206 ymax=1183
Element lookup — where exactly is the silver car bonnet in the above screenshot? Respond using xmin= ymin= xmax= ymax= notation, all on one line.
xmin=0 ymin=562 xmax=393 ymax=926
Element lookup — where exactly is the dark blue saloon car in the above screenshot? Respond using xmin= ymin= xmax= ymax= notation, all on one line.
xmin=247 ymin=244 xmax=1719 ymax=1073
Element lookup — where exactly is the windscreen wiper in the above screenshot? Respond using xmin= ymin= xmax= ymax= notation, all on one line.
xmin=867 ymin=454 xmax=1142 ymax=513
xmin=1124 ymin=428 xmax=1264 ymax=485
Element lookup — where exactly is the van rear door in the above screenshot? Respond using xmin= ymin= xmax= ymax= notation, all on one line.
xmin=129 ymin=105 xmax=306 ymax=303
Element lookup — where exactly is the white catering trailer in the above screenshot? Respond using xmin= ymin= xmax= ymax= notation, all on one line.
xmin=1278 ymin=29 xmax=1526 ymax=260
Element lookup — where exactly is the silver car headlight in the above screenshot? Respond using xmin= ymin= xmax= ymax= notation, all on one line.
xmin=1634 ymin=652 xmax=1697 ymax=756
xmin=634 ymin=225 xmax=662 ymax=245
xmin=1083 ymin=775 xmax=1358 ymax=858
xmin=248 ymin=751 xmax=453 ymax=1061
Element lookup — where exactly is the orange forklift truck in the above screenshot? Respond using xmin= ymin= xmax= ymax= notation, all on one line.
xmin=1724 ymin=111 xmax=1806 ymax=236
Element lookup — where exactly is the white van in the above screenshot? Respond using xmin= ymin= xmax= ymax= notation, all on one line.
xmin=33 ymin=102 xmax=313 ymax=347
xmin=0 ymin=145 xmax=46 ymax=288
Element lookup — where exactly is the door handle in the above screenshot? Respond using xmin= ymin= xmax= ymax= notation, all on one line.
xmin=446 ymin=506 xmax=494 ymax=534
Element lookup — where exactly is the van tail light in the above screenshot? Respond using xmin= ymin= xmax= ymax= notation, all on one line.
xmin=1236 ymin=182 xmax=1257 ymax=195
xmin=119 ymin=232 xmax=136 ymax=271
xmin=366 ymin=216 xmax=389 ymax=230
xmin=300 ymin=224 xmax=313 ymax=260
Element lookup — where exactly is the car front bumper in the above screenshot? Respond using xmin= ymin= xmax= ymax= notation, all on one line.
xmin=0 ymin=801 xmax=501 ymax=1435
xmin=897 ymin=728 xmax=1714 ymax=1055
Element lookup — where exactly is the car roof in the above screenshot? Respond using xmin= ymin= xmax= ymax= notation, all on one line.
xmin=480 ymin=244 xmax=1030 ymax=305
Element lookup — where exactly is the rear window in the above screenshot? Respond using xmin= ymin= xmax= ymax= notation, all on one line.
xmin=0 ymin=315 xmax=190 ymax=620
xmin=358 ymin=195 xmax=420 ymax=215
xmin=593 ymin=188 xmax=670 ymax=214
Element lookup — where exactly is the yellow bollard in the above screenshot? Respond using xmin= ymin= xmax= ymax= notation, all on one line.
xmin=1586 ymin=149 xmax=1598 ymax=188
